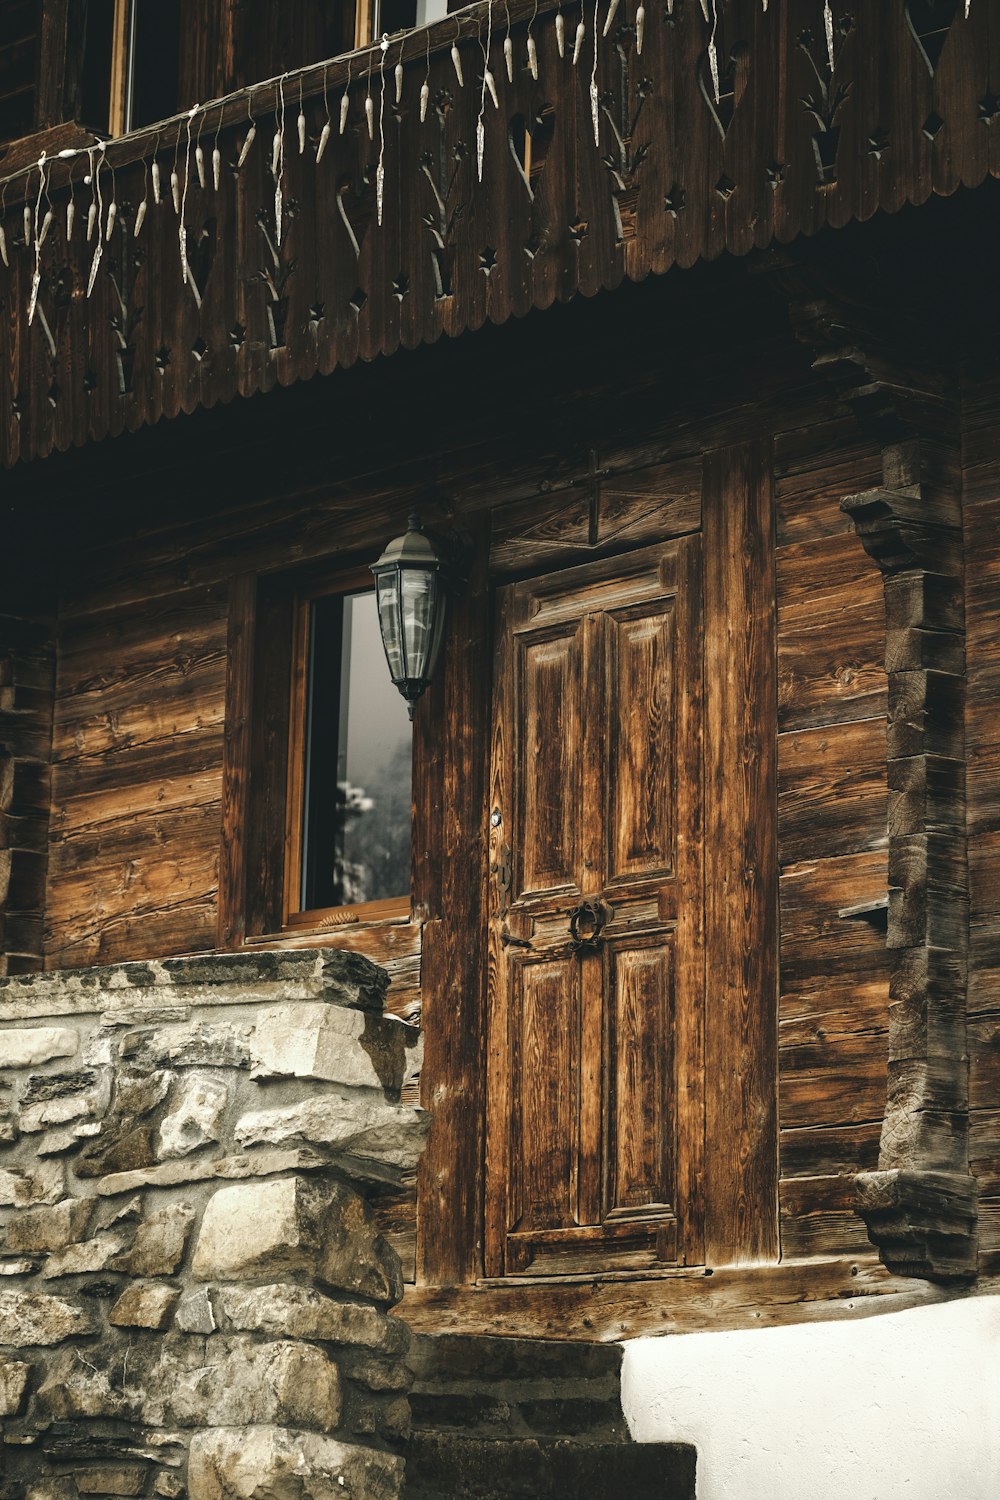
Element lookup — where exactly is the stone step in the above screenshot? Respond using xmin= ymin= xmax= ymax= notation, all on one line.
xmin=403 ymin=1434 xmax=697 ymax=1499
xmin=406 ymin=1332 xmax=627 ymax=1442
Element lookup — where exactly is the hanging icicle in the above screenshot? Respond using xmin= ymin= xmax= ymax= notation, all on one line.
xmin=237 ymin=95 xmax=257 ymax=169
xmin=636 ymin=3 xmax=645 ymax=54
xmin=527 ymin=0 xmax=539 ymax=79
xmin=213 ymin=111 xmax=222 ymax=189
xmin=170 ymin=168 xmax=180 ymax=214
xmin=573 ymin=17 xmax=586 ymax=65
xmin=452 ymin=19 xmax=465 ymax=87
xmin=824 ymin=1 xmax=835 ymax=71
xmin=152 ymin=157 xmax=162 ymax=204
xmin=298 ymin=78 xmax=307 ymax=154
xmin=590 ymin=0 xmax=601 ymax=144
xmin=104 ymin=197 xmax=116 ymax=240
xmin=65 ymin=161 xmax=76 ymax=240
xmin=27 ymin=153 xmax=46 ymax=326
xmin=708 ymin=0 xmax=720 ymax=102
xmin=86 ymin=143 xmax=106 ymax=297
xmin=395 ymin=57 xmax=404 ymax=105
xmin=179 ymin=107 xmax=197 ymax=291
xmin=341 ymin=58 xmax=352 ymax=135
xmin=274 ymin=76 xmax=287 ymax=247
xmin=477 ymin=1 xmax=497 ymax=183
xmin=556 ymin=8 xmax=565 ymax=58
xmin=602 ymin=0 xmax=620 ymax=38
xmin=23 ymin=203 xmax=31 ymax=244
xmin=377 ymin=35 xmax=388 ymax=225
xmin=196 ymin=142 xmax=206 ymax=187
xmin=317 ymin=65 xmax=332 ymax=161
xmin=420 ymin=31 xmax=431 ymax=123
xmin=134 ymin=197 xmax=147 ymax=238
xmin=365 ymin=49 xmax=375 ymax=140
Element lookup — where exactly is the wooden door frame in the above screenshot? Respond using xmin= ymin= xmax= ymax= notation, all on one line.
xmin=415 ymin=440 xmax=778 ymax=1289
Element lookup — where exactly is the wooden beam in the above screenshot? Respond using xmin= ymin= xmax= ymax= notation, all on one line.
xmin=702 ymin=440 xmax=780 ymax=1265
xmin=217 ymin=573 xmax=256 ymax=951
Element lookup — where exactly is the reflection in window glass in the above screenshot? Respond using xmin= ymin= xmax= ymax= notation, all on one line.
xmin=300 ymin=590 xmax=412 ymax=912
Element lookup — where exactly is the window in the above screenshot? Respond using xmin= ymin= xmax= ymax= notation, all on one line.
xmin=285 ymin=577 xmax=413 ymax=925
xmin=80 ymin=0 xmax=180 ymax=136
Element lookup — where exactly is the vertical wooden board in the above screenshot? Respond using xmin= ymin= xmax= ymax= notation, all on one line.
xmin=607 ymin=936 xmax=674 ymax=1215
xmin=416 ymin=520 xmax=492 ymax=1286
xmin=217 ymin=573 xmax=256 ymax=950
xmin=702 ymin=438 xmax=779 ymax=1265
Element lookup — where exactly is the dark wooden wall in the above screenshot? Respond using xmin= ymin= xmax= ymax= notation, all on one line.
xmin=4 ymin=200 xmax=999 ymax=1295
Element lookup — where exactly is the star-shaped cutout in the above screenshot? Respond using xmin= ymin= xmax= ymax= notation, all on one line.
xmin=228 ymin=323 xmax=246 ymax=348
xmin=978 ymin=91 xmax=1000 ymax=124
xmin=766 ymin=161 xmax=786 ymax=189
xmin=155 ymin=345 xmax=171 ymax=372
xmin=569 ymin=219 xmax=589 ymax=243
xmin=479 ymin=246 xmax=497 ymax=275
xmin=309 ymin=301 xmax=326 ymax=325
xmin=191 ymin=337 xmax=208 ymax=363
xmin=83 ymin=370 xmax=98 ymax=394
xmin=391 ymin=274 xmax=409 ymax=301
xmin=663 ymin=184 xmax=686 ymax=216
xmin=867 ymin=126 xmax=890 ymax=159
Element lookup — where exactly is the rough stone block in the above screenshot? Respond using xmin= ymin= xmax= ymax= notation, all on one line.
xmin=36 ymin=1349 xmax=135 ymax=1419
xmin=0 ymin=1289 xmax=96 ymax=1344
xmin=188 ymin=1426 xmax=403 ymax=1500
xmin=73 ymin=1468 xmax=148 ymax=1496
xmin=174 ymin=1286 xmax=216 ymax=1333
xmin=19 ymin=1090 xmax=99 ymax=1133
xmin=158 ymin=1339 xmax=342 ymax=1429
xmin=4 ymin=1197 xmax=93 ymax=1252
xmin=234 ymin=1095 xmax=428 ymax=1178
xmin=250 ymin=1004 xmax=400 ymax=1091
xmin=193 ymin=1177 xmax=401 ymax=1303
xmin=0 ymin=1028 xmax=78 ymax=1069
xmin=75 ymin=1120 xmax=158 ymax=1178
xmin=0 ymin=1160 xmax=64 ymax=1207
xmin=42 ymin=1232 xmax=128 ymax=1280
xmin=109 ymin=1281 xmax=180 ymax=1329
xmin=214 ymin=1284 xmax=409 ymax=1353
xmin=0 ymin=1359 xmax=30 ymax=1416
xmin=121 ymin=1023 xmax=251 ymax=1071
xmin=110 ymin=1202 xmax=194 ymax=1276
xmin=158 ymin=1073 xmax=228 ymax=1160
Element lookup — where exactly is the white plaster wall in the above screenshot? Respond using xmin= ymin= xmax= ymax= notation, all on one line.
xmin=622 ymin=1295 xmax=1000 ymax=1500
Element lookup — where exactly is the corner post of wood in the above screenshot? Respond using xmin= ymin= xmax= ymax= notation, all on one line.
xmin=842 ymin=434 xmax=977 ymax=1282
xmin=0 ymin=605 xmax=57 ymax=975
xmin=768 ymin=250 xmax=978 ymax=1281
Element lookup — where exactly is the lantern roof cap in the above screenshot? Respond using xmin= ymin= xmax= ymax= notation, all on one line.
xmin=372 ymin=514 xmax=443 ymax=571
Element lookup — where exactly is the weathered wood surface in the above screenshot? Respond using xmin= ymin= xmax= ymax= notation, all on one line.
xmin=2 ymin=0 xmax=1000 ymax=468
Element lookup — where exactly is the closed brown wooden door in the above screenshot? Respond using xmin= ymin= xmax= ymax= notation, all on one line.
xmin=484 ymin=535 xmax=705 ymax=1278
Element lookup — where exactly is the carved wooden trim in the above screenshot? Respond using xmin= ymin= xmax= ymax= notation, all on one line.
xmin=770 ymin=255 xmax=977 ymax=1282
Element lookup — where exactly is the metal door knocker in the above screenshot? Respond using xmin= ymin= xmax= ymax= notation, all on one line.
xmin=568 ymin=899 xmax=613 ymax=951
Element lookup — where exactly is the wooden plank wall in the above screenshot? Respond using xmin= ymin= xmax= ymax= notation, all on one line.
xmin=963 ymin=371 xmax=1000 ymax=1275
xmin=774 ymin=414 xmax=890 ymax=1260
xmin=15 ymin=257 xmax=910 ymax=1280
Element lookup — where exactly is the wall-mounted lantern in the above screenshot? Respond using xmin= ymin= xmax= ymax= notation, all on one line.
xmin=371 ymin=513 xmax=449 ymax=718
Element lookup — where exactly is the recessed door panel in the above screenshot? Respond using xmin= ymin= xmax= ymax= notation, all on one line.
xmin=516 ymin=626 xmax=583 ymax=898
xmin=607 ymin=936 xmax=675 ymax=1217
xmin=510 ymin=952 xmax=581 ymax=1234
xmin=607 ymin=603 xmax=676 ymax=886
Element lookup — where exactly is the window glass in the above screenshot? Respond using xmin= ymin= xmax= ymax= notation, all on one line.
xmin=299 ymin=588 xmax=412 ymax=913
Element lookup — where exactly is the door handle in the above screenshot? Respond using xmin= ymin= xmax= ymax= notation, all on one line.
xmin=568 ymin=899 xmax=613 ymax=951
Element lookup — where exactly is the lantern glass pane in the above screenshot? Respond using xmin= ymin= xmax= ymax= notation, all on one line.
xmin=375 ymin=571 xmax=405 ymax=681
xmin=400 ymin=567 xmax=441 ymax=681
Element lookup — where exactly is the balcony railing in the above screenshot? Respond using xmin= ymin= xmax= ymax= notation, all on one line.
xmin=0 ymin=0 xmax=995 ymax=466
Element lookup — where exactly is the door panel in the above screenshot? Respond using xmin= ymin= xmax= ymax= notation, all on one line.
xmin=607 ymin=936 xmax=675 ymax=1218
xmin=485 ymin=534 xmax=704 ymax=1279
xmin=606 ymin=603 xmax=676 ymax=884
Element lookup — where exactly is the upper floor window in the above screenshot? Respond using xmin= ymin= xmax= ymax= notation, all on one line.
xmin=80 ymin=0 xmax=181 ymax=136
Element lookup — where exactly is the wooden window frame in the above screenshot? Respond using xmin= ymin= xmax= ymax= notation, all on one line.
xmin=282 ymin=565 xmax=412 ymax=933
xmin=220 ymin=555 xmax=420 ymax=952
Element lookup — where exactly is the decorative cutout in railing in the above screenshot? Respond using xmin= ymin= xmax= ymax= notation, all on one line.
xmin=0 ymin=0 xmax=995 ymax=468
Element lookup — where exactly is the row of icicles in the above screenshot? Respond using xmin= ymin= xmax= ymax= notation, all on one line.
xmin=0 ymin=0 xmax=966 ymax=330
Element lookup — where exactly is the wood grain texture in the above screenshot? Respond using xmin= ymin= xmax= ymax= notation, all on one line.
xmin=702 ymin=440 xmax=779 ymax=1265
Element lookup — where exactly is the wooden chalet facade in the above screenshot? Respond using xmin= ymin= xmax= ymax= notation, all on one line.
xmin=2 ymin=0 xmax=1000 ymax=1401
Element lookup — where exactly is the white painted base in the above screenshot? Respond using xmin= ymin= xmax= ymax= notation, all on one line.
xmin=622 ymin=1294 xmax=1000 ymax=1500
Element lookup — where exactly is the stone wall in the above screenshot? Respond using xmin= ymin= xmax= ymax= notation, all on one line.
xmin=0 ymin=949 xmax=427 ymax=1500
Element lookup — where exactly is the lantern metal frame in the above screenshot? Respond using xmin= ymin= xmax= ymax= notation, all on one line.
xmin=370 ymin=512 xmax=454 ymax=717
